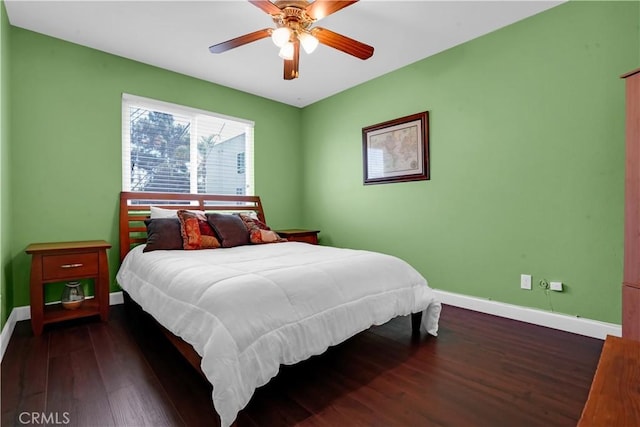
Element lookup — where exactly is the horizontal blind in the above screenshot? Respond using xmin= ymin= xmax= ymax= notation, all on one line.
xmin=122 ymin=94 xmax=254 ymax=196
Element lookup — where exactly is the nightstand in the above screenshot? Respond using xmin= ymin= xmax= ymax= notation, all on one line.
xmin=276 ymin=229 xmax=320 ymax=245
xmin=26 ymin=240 xmax=111 ymax=335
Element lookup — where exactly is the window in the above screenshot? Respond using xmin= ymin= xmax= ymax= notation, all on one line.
xmin=122 ymin=94 xmax=254 ymax=195
xmin=237 ymin=152 xmax=245 ymax=175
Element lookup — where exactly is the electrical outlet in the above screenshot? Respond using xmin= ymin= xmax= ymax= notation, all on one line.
xmin=521 ymin=274 xmax=532 ymax=290
xmin=550 ymin=281 xmax=563 ymax=291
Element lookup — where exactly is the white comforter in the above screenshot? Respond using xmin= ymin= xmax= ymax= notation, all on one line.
xmin=116 ymin=242 xmax=441 ymax=427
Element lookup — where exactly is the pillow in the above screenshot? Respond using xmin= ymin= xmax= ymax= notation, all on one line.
xmin=150 ymin=206 xmax=179 ymax=219
xmin=206 ymin=213 xmax=250 ymax=248
xmin=150 ymin=206 xmax=201 ymax=219
xmin=237 ymin=213 xmax=271 ymax=230
xmin=177 ymin=210 xmax=221 ymax=250
xmin=143 ymin=218 xmax=183 ymax=252
xmin=237 ymin=213 xmax=287 ymax=244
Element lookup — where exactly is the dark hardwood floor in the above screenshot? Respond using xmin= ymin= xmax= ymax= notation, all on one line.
xmin=2 ymin=304 xmax=602 ymax=426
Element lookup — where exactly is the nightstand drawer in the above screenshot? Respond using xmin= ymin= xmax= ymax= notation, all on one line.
xmin=290 ymin=234 xmax=318 ymax=244
xmin=276 ymin=229 xmax=320 ymax=245
xmin=42 ymin=252 xmax=98 ymax=281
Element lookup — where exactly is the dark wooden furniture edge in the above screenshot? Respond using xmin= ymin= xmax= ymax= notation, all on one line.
xmin=621 ymin=70 xmax=640 ymax=340
xmin=577 ymin=335 xmax=640 ymax=426
xmin=621 ymin=67 xmax=640 ymax=79
xmin=26 ymin=240 xmax=112 ymax=254
xmin=275 ymin=229 xmax=320 ymax=245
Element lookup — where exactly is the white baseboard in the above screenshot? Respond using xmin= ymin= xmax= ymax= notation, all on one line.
xmin=434 ymin=289 xmax=621 ymax=340
xmin=0 ymin=291 xmax=124 ymax=362
xmin=0 ymin=308 xmax=18 ymax=362
xmin=110 ymin=291 xmax=124 ymax=305
xmin=1 ymin=289 xmax=621 ymax=361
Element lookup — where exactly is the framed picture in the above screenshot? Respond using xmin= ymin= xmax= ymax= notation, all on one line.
xmin=362 ymin=111 xmax=429 ymax=185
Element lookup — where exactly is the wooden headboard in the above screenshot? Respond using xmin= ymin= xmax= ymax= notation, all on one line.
xmin=119 ymin=191 xmax=266 ymax=262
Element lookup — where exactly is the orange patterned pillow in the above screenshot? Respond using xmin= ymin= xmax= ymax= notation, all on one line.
xmin=177 ymin=210 xmax=221 ymax=250
xmin=237 ymin=213 xmax=287 ymax=244
xmin=249 ymin=228 xmax=285 ymax=244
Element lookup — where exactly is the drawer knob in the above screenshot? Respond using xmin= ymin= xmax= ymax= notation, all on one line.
xmin=60 ymin=263 xmax=84 ymax=269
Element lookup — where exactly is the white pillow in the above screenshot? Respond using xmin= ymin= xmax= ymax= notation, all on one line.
xmin=150 ymin=206 xmax=203 ymax=219
xmin=150 ymin=206 xmax=179 ymax=219
xmin=150 ymin=206 xmax=256 ymax=219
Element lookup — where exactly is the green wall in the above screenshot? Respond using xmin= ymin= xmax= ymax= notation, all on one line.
xmin=2 ymin=1 xmax=638 ymax=327
xmin=300 ymin=1 xmax=639 ymax=324
xmin=1 ymin=0 xmax=12 ymax=329
xmin=8 ymin=28 xmax=303 ymax=309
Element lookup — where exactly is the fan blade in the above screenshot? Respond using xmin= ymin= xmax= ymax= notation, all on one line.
xmin=209 ymin=28 xmax=272 ymax=54
xmin=283 ymin=40 xmax=300 ymax=80
xmin=306 ymin=1 xmax=358 ymax=20
xmin=248 ymin=0 xmax=282 ymax=15
xmin=311 ymin=27 xmax=374 ymax=60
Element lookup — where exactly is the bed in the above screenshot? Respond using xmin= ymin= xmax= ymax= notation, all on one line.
xmin=116 ymin=191 xmax=441 ymax=427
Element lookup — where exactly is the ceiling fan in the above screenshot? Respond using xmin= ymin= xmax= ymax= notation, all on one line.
xmin=208 ymin=0 xmax=374 ymax=80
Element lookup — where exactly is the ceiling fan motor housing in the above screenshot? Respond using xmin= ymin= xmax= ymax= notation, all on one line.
xmin=273 ymin=5 xmax=315 ymax=33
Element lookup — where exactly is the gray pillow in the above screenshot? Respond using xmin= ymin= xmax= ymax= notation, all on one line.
xmin=206 ymin=213 xmax=250 ymax=248
xmin=143 ymin=218 xmax=183 ymax=252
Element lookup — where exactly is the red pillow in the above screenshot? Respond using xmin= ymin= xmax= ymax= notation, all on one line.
xmin=237 ymin=213 xmax=287 ymax=244
xmin=177 ymin=210 xmax=221 ymax=250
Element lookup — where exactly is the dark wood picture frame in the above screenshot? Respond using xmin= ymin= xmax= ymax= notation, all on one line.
xmin=362 ymin=111 xmax=429 ymax=185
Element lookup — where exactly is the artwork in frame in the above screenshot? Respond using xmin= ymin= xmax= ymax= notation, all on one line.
xmin=362 ymin=111 xmax=429 ymax=185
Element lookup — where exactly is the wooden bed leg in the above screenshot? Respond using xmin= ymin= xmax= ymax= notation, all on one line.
xmin=122 ymin=291 xmax=136 ymax=315
xmin=411 ymin=312 xmax=422 ymax=337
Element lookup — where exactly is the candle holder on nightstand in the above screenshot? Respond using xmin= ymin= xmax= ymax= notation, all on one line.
xmin=61 ymin=281 xmax=85 ymax=310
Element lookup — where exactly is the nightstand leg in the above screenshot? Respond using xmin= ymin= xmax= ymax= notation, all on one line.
xmin=98 ymin=249 xmax=110 ymax=321
xmin=30 ymin=255 xmax=44 ymax=336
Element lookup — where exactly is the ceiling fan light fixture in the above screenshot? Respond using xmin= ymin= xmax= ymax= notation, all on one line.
xmin=278 ymin=41 xmax=295 ymax=60
xmin=208 ymin=1 xmax=373 ymax=80
xmin=299 ymin=31 xmax=318 ymax=54
xmin=271 ymin=27 xmax=291 ymax=48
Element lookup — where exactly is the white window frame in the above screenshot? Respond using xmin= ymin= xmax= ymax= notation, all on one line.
xmin=122 ymin=93 xmax=254 ymax=195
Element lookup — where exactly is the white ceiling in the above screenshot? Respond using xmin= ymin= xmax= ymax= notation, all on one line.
xmin=5 ymin=0 xmax=564 ymax=108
